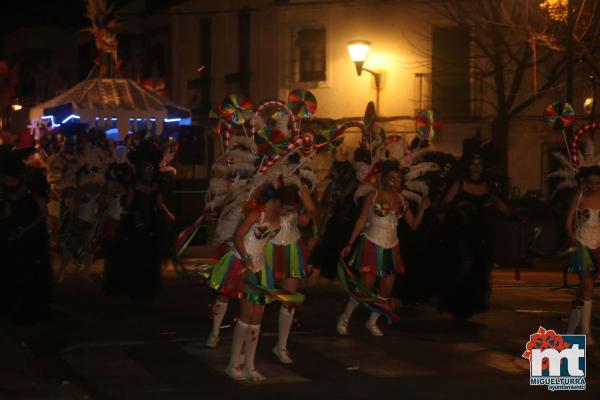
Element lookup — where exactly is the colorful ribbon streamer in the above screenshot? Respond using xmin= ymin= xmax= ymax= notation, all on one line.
xmin=529 ymin=227 xmax=576 ymax=258
xmin=242 ymin=276 xmax=305 ymax=303
xmin=174 ymin=260 xmax=215 ymax=282
xmin=337 ymin=260 xmax=400 ymax=323
xmin=175 ymin=215 xmax=205 ymax=259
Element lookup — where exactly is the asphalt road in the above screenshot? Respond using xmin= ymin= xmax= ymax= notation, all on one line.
xmin=1 ymin=263 xmax=599 ymax=400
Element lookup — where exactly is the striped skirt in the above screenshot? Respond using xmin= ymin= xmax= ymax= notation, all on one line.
xmin=265 ymin=239 xmax=307 ymax=283
xmin=569 ymin=243 xmax=600 ymax=275
xmin=208 ymin=251 xmax=273 ymax=304
xmin=350 ymin=234 xmax=404 ymax=277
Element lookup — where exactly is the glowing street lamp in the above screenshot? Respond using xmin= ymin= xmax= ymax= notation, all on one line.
xmin=347 ymin=40 xmax=382 ymax=111
xmin=347 ymin=40 xmax=371 ymax=75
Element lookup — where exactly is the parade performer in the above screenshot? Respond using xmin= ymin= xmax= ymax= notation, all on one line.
xmin=565 ymin=166 xmax=600 ymax=344
xmin=120 ymin=139 xmax=175 ymax=299
xmin=205 ymin=136 xmax=259 ymax=257
xmin=209 ymin=184 xmax=300 ymax=381
xmin=102 ymin=145 xmax=134 ymax=294
xmin=309 ymin=158 xmax=362 ymax=280
xmin=57 ymin=167 xmax=103 ymax=282
xmin=437 ymin=138 xmax=510 ymax=319
xmin=204 ymin=136 xmax=259 ymax=348
xmin=264 ymin=155 xmax=316 ymax=364
xmin=57 ymin=131 xmax=110 ymax=283
xmin=338 ymin=160 xmax=430 ymax=336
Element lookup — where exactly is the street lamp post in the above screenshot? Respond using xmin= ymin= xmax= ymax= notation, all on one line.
xmin=347 ymin=40 xmax=382 ymax=112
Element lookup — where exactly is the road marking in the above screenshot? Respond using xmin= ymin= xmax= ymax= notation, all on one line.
xmin=516 ymin=309 xmax=547 ymax=314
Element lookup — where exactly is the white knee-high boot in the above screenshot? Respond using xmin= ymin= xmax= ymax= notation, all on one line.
xmin=337 ymin=298 xmax=359 ymax=335
xmin=225 ymin=320 xmax=250 ymax=380
xmin=366 ymin=311 xmax=384 ymax=336
xmin=207 ymin=300 xmax=228 ymax=347
xmin=273 ymin=306 xmax=295 ymax=364
xmin=243 ymin=324 xmax=265 ymax=381
xmin=277 ymin=306 xmax=295 ymax=350
xmin=340 ymin=298 xmax=359 ymax=321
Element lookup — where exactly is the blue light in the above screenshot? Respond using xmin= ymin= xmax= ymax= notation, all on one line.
xmin=149 ymin=118 xmax=157 ymax=122
xmin=41 ymin=115 xmax=60 ymax=128
xmin=111 ymin=117 xmax=118 ymax=121
xmin=164 ymin=118 xmax=181 ymax=123
xmin=179 ymin=117 xmax=192 ymax=126
xmin=62 ymin=114 xmax=81 ymax=123
xmin=105 ymin=128 xmax=120 ymax=140
xmin=95 ymin=117 xmax=100 ymax=121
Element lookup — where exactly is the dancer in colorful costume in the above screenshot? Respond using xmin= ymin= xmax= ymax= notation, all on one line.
xmin=338 ymin=160 xmax=430 ymax=336
xmin=204 ymin=136 xmax=260 ymax=348
xmin=565 ymin=166 xmax=599 ymax=344
xmin=537 ymin=114 xmax=600 ymax=341
xmin=210 ymin=184 xmax=301 ymax=381
xmin=57 ymin=130 xmax=111 ymax=283
xmin=205 ymin=91 xmax=316 ymax=351
xmin=264 ymin=156 xmax=316 ymax=364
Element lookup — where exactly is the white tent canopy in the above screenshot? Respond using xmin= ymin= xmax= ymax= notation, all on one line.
xmin=30 ymin=78 xmax=190 ymax=138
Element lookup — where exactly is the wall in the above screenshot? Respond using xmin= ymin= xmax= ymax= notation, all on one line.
xmin=166 ymin=0 xmax=594 ymax=196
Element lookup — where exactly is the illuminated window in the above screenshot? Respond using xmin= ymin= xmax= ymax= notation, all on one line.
xmin=294 ymin=28 xmax=326 ymax=83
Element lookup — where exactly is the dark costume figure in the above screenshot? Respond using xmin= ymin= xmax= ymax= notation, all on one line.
xmin=394 ymin=150 xmax=458 ymax=304
xmin=119 ymin=142 xmax=175 ymax=299
xmin=435 ymin=139 xmax=510 ymax=319
xmin=0 ymin=150 xmax=53 ymax=322
xmin=309 ymin=160 xmax=360 ymax=279
xmin=102 ymin=151 xmax=134 ymax=294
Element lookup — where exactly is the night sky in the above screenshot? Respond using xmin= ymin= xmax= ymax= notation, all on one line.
xmin=0 ymin=1 xmax=89 ymax=36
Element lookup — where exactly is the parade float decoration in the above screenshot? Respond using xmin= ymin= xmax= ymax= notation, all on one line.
xmin=29 ymin=79 xmax=191 ymax=140
xmin=29 ymin=0 xmax=190 ymax=140
xmin=84 ymin=0 xmax=120 ymax=77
